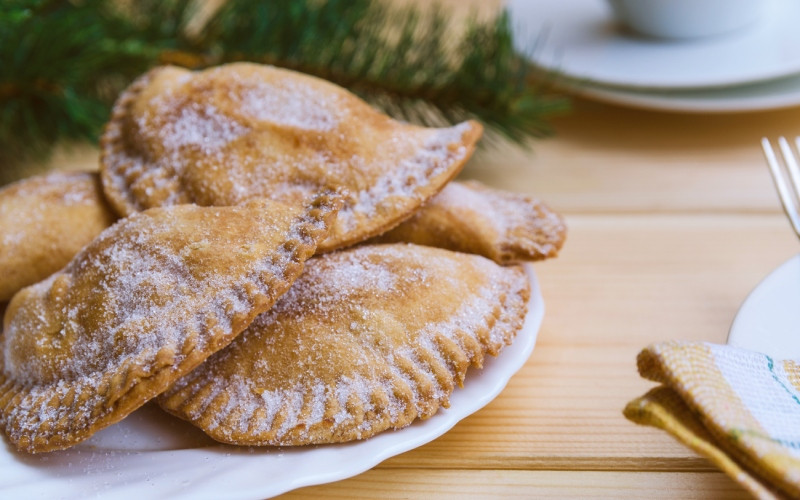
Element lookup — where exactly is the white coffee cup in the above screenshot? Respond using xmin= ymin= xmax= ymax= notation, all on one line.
xmin=606 ymin=0 xmax=762 ymax=40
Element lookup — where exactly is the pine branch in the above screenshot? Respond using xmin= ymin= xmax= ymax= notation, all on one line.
xmin=0 ymin=0 xmax=567 ymax=181
xmin=202 ymin=1 xmax=565 ymax=144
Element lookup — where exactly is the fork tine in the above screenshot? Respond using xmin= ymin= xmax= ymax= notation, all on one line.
xmin=762 ymin=137 xmax=800 ymax=239
xmin=779 ymin=138 xmax=800 ymax=200
xmin=788 ymin=137 xmax=800 ymax=199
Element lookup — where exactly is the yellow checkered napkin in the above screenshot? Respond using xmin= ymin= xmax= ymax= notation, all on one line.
xmin=625 ymin=341 xmax=800 ymax=499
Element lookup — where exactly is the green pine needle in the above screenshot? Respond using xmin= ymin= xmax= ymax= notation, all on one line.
xmin=0 ymin=0 xmax=567 ymax=182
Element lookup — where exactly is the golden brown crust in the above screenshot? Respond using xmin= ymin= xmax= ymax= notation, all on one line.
xmin=99 ymin=63 xmax=481 ymax=252
xmin=372 ymin=180 xmax=567 ymax=264
xmin=0 ymin=192 xmax=341 ymax=453
xmin=159 ymin=244 xmax=530 ymax=446
xmin=0 ymin=171 xmax=117 ymax=302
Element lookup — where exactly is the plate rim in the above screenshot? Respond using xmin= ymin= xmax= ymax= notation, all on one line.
xmin=507 ymin=0 xmax=800 ymax=91
xmin=559 ymin=76 xmax=800 ymax=113
xmin=727 ymin=254 xmax=800 ymax=351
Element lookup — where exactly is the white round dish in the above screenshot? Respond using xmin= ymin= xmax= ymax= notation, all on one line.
xmin=562 ymin=74 xmax=800 ymax=113
xmin=728 ymin=255 xmax=800 ymax=359
xmin=0 ymin=265 xmax=544 ymax=499
xmin=508 ymin=0 xmax=800 ymax=90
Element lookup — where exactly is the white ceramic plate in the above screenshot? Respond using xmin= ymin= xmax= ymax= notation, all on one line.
xmin=508 ymin=0 xmax=800 ymax=90
xmin=0 ymin=265 xmax=544 ymax=499
xmin=561 ymin=74 xmax=800 ymax=113
xmin=728 ymin=255 xmax=800 ymax=359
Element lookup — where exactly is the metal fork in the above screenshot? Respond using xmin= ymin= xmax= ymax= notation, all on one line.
xmin=761 ymin=137 xmax=800 ymax=239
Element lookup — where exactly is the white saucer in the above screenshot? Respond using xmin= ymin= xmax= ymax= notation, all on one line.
xmin=562 ymin=73 xmax=800 ymax=113
xmin=728 ymin=255 xmax=800 ymax=359
xmin=0 ymin=266 xmax=544 ymax=499
xmin=508 ymin=0 xmax=800 ymax=90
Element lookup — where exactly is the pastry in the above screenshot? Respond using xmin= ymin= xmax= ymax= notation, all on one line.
xmin=0 ymin=171 xmax=117 ymax=302
xmin=373 ymin=180 xmax=566 ymax=264
xmin=100 ymin=62 xmax=482 ymax=252
xmin=159 ymin=244 xmax=530 ymax=446
xmin=0 ymin=192 xmax=341 ymax=453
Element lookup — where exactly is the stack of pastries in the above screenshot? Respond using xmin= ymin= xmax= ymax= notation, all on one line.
xmin=0 ymin=63 xmax=566 ymax=453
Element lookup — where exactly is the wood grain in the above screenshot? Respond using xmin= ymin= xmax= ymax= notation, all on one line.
xmin=467 ymin=99 xmax=800 ymax=215
xmin=284 ymin=470 xmax=750 ymax=499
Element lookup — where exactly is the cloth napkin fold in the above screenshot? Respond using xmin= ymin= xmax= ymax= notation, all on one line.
xmin=624 ymin=341 xmax=800 ymax=499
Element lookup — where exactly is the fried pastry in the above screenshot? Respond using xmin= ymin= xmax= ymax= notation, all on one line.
xmin=0 ymin=192 xmax=341 ymax=453
xmin=0 ymin=171 xmax=117 ymax=302
xmin=372 ymin=180 xmax=566 ymax=264
xmin=159 ymin=244 xmax=530 ymax=446
xmin=100 ymin=62 xmax=482 ymax=252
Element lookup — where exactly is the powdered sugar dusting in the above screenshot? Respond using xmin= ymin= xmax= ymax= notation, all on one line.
xmin=5 ymin=172 xmax=98 ymax=206
xmin=337 ymin=122 xmax=471 ymax=234
xmin=158 ymin=104 xmax=248 ymax=154
xmin=5 ymin=205 xmax=271 ymax=382
xmin=307 ymin=381 xmax=327 ymax=425
xmin=387 ymin=181 xmax=567 ymax=263
xmin=102 ymin=64 xmax=478 ymax=249
xmin=438 ymin=182 xmax=507 ymax=234
xmin=162 ymin=245 xmax=529 ymax=445
xmin=443 ymin=182 xmax=566 ymax=258
xmin=257 ymin=388 xmax=286 ymax=433
xmin=0 ymin=172 xmax=101 ymax=248
xmin=0 ymin=171 xmax=117 ymax=303
xmin=258 ymin=246 xmax=412 ymax=323
xmin=0 ymin=195 xmax=337 ymax=450
xmin=1 ymin=376 xmax=110 ymax=439
xmin=240 ymin=81 xmax=339 ymax=131
xmin=103 ymin=75 xmax=251 ymax=211
xmin=394 ymin=345 xmax=446 ymax=407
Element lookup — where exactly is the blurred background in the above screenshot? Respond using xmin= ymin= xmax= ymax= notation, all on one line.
xmin=0 ymin=0 xmax=565 ymax=185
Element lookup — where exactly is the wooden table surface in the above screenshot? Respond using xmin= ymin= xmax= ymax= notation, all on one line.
xmin=39 ymin=97 xmax=800 ymax=498
xmin=277 ymin=101 xmax=800 ymax=498
xmin=298 ymin=101 xmax=800 ymax=497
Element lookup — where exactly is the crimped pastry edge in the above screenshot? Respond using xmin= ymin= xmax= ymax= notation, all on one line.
xmin=0 ymin=191 xmax=342 ymax=453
